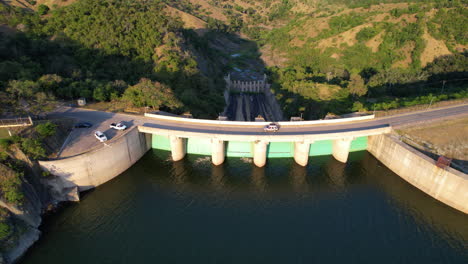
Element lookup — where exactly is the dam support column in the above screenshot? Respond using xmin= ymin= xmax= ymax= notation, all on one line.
xmin=294 ymin=140 xmax=311 ymax=166
xmin=211 ymin=138 xmax=225 ymax=166
xmin=332 ymin=137 xmax=353 ymax=163
xmin=253 ymin=140 xmax=269 ymax=167
xmin=170 ymin=136 xmax=186 ymax=161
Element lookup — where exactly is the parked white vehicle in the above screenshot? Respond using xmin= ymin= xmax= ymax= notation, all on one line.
xmin=264 ymin=123 xmax=280 ymax=132
xmin=94 ymin=131 xmax=108 ymax=142
xmin=110 ymin=122 xmax=127 ymax=130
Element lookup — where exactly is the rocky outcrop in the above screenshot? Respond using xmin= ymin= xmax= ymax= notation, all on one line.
xmin=3 ymin=227 xmax=40 ymax=264
xmin=0 ymin=147 xmax=66 ymax=263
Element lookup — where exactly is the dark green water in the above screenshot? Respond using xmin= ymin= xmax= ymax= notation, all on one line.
xmin=21 ymin=150 xmax=468 ymax=264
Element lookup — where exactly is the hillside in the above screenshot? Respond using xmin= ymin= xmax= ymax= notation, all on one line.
xmin=0 ymin=0 xmax=228 ymax=118
xmin=159 ymin=0 xmax=467 ymax=118
xmin=0 ymin=0 xmax=467 ymax=120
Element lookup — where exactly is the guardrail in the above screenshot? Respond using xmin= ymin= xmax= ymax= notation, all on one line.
xmin=144 ymin=113 xmax=375 ymax=127
xmin=0 ymin=116 xmax=33 ymax=128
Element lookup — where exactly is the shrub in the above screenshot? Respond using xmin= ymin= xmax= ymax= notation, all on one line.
xmin=37 ymin=4 xmax=49 ymax=15
xmin=352 ymin=101 xmax=366 ymax=112
xmin=35 ymin=122 xmax=57 ymax=138
xmin=0 ymin=173 xmax=24 ymax=205
xmin=0 ymin=222 xmax=11 ymax=240
xmin=21 ymin=138 xmax=46 ymax=159
xmin=356 ymin=27 xmax=379 ymax=42
xmin=0 ymin=139 xmax=11 ymax=150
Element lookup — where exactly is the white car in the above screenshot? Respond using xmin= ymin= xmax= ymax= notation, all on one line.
xmin=94 ymin=131 xmax=108 ymax=142
xmin=264 ymin=123 xmax=280 ymax=132
xmin=110 ymin=122 xmax=127 ymax=130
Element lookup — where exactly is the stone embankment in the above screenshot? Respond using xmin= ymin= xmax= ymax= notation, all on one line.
xmin=367 ymin=134 xmax=468 ymax=214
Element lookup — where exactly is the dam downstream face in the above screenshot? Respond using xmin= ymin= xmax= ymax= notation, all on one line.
xmin=21 ymin=151 xmax=468 ymax=263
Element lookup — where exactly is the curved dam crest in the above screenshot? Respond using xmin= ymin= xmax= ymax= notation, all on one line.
xmin=38 ymin=115 xmax=468 ymax=214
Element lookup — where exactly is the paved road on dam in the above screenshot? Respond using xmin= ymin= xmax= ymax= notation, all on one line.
xmin=50 ymin=104 xmax=468 ymax=157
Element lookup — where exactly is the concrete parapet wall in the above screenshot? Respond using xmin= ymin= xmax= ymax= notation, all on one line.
xmin=367 ymin=134 xmax=468 ymax=214
xmin=139 ymin=125 xmax=390 ymax=142
xmin=144 ymin=113 xmax=375 ymax=127
xmin=39 ymin=128 xmax=151 ymax=192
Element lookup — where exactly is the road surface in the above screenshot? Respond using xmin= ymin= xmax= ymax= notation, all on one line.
xmin=49 ymin=104 xmax=468 ymax=158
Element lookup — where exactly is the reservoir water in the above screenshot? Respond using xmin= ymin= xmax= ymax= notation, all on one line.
xmin=21 ymin=150 xmax=468 ymax=263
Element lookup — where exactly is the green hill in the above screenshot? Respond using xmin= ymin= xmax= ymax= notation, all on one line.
xmin=0 ymin=0 xmax=467 ymax=119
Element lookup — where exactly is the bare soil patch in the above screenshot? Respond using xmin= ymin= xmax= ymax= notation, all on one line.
xmin=289 ymin=17 xmax=330 ymax=46
xmin=316 ymin=24 xmax=370 ymax=50
xmin=165 ymin=5 xmax=207 ymax=35
xmin=421 ymin=28 xmax=452 ymax=67
xmin=188 ymin=0 xmax=227 ymax=21
xmin=316 ymin=84 xmax=341 ymax=100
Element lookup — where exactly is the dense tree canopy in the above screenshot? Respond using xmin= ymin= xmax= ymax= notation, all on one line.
xmin=0 ymin=0 xmax=225 ymax=118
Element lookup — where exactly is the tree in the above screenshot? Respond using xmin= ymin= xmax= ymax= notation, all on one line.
xmin=122 ymin=78 xmax=182 ymax=110
xmin=37 ymin=4 xmax=49 ymax=15
xmin=21 ymin=138 xmax=46 ymax=159
xmin=348 ymin=74 xmax=367 ymax=96
xmin=6 ymin=80 xmax=39 ymax=99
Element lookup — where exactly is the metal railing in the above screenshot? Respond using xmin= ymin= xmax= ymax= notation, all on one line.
xmin=0 ymin=116 xmax=33 ymax=128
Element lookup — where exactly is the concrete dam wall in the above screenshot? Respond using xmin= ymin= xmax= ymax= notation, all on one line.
xmin=39 ymin=128 xmax=151 ymax=192
xmin=367 ymin=134 xmax=468 ymax=214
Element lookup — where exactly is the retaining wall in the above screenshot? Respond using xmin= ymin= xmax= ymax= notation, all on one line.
xmin=367 ymin=134 xmax=468 ymax=214
xmin=39 ymin=128 xmax=151 ymax=192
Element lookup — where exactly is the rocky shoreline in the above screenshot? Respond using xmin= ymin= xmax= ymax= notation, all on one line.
xmin=0 ymin=146 xmax=77 ymax=264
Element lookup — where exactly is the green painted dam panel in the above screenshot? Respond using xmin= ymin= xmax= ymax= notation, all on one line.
xmin=267 ymin=142 xmax=294 ymax=158
xmin=187 ymin=138 xmax=212 ymax=155
xmin=350 ymin=136 xmax=368 ymax=151
xmin=309 ymin=140 xmax=333 ymax=156
xmin=152 ymin=135 xmax=368 ymax=157
xmin=152 ymin=135 xmax=171 ymax=151
xmin=226 ymin=141 xmax=253 ymax=157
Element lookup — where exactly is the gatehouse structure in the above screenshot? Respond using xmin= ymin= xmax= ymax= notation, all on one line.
xmin=224 ymin=73 xmax=269 ymax=93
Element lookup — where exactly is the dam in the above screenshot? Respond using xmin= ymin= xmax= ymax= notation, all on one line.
xmin=38 ymin=107 xmax=468 ymax=214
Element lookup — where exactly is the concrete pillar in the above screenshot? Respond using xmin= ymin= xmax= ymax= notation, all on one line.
xmin=211 ymin=138 xmax=225 ymax=166
xmin=332 ymin=137 xmax=353 ymax=163
xmin=294 ymin=140 xmax=311 ymax=166
xmin=253 ymin=140 xmax=269 ymax=167
xmin=169 ymin=136 xmax=186 ymax=161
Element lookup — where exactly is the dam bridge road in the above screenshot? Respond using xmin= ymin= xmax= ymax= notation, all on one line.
xmin=48 ymin=103 xmax=468 ymax=167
